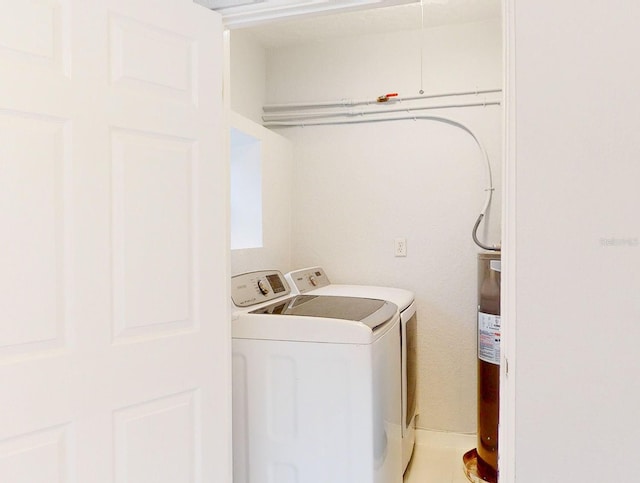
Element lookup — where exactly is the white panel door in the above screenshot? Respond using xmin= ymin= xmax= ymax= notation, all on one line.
xmin=0 ymin=1 xmax=230 ymax=482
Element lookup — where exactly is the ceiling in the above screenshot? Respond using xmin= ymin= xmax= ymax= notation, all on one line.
xmin=201 ymin=0 xmax=502 ymax=48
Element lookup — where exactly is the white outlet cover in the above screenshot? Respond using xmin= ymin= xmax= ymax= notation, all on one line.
xmin=394 ymin=237 xmax=407 ymax=257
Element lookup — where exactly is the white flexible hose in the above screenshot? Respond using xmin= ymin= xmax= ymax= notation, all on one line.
xmin=264 ymin=114 xmax=501 ymax=251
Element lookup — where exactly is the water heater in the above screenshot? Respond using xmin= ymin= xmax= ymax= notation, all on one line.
xmin=476 ymin=252 xmax=501 ymax=482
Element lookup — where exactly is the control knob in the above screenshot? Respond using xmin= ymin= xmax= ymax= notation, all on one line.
xmin=257 ymin=279 xmax=270 ymax=295
xmin=309 ymin=275 xmax=317 ymax=287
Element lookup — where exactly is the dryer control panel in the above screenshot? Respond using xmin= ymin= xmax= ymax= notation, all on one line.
xmin=231 ymin=270 xmax=291 ymax=307
xmin=285 ymin=266 xmax=331 ymax=293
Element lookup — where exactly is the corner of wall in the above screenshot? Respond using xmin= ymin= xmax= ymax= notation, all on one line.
xmin=229 ymin=30 xmax=267 ymax=124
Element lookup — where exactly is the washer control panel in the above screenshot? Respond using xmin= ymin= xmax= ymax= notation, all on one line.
xmin=285 ymin=267 xmax=331 ymax=294
xmin=231 ymin=270 xmax=291 ymax=307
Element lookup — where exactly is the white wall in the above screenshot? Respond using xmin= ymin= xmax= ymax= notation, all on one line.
xmin=267 ymin=20 xmax=501 ymax=102
xmin=266 ymin=20 xmax=502 ymax=433
xmin=230 ymin=30 xmax=267 ymax=124
xmin=228 ymin=32 xmax=291 ymax=274
xmin=229 ymin=112 xmax=294 ymax=275
xmin=506 ymin=1 xmax=640 ymax=481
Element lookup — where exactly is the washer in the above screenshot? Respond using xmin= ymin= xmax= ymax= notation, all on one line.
xmin=231 ymin=270 xmax=403 ymax=483
xmin=285 ymin=267 xmax=417 ymax=473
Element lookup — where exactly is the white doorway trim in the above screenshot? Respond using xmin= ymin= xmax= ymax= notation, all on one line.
xmin=500 ymin=0 xmax=516 ymax=481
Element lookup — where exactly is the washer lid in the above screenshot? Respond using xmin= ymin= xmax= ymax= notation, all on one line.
xmin=250 ymin=295 xmax=392 ymax=328
xmin=234 ymin=295 xmax=399 ymax=344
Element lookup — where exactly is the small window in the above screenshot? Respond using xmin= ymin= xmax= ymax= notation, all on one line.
xmin=230 ymin=128 xmax=262 ymax=249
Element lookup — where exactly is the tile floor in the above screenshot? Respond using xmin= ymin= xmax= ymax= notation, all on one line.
xmin=403 ymin=430 xmax=476 ymax=483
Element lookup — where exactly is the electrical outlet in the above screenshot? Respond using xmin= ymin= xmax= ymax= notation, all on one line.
xmin=394 ymin=237 xmax=407 ymax=257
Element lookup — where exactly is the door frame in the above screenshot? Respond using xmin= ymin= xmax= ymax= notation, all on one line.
xmin=500 ymin=0 xmax=516 ymax=481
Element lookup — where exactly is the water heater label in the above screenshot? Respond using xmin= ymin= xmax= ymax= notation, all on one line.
xmin=478 ymin=312 xmax=501 ymax=365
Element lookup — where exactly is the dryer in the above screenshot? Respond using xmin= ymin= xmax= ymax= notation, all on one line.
xmin=285 ymin=267 xmax=417 ymax=473
xmin=231 ymin=270 xmax=403 ymax=483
